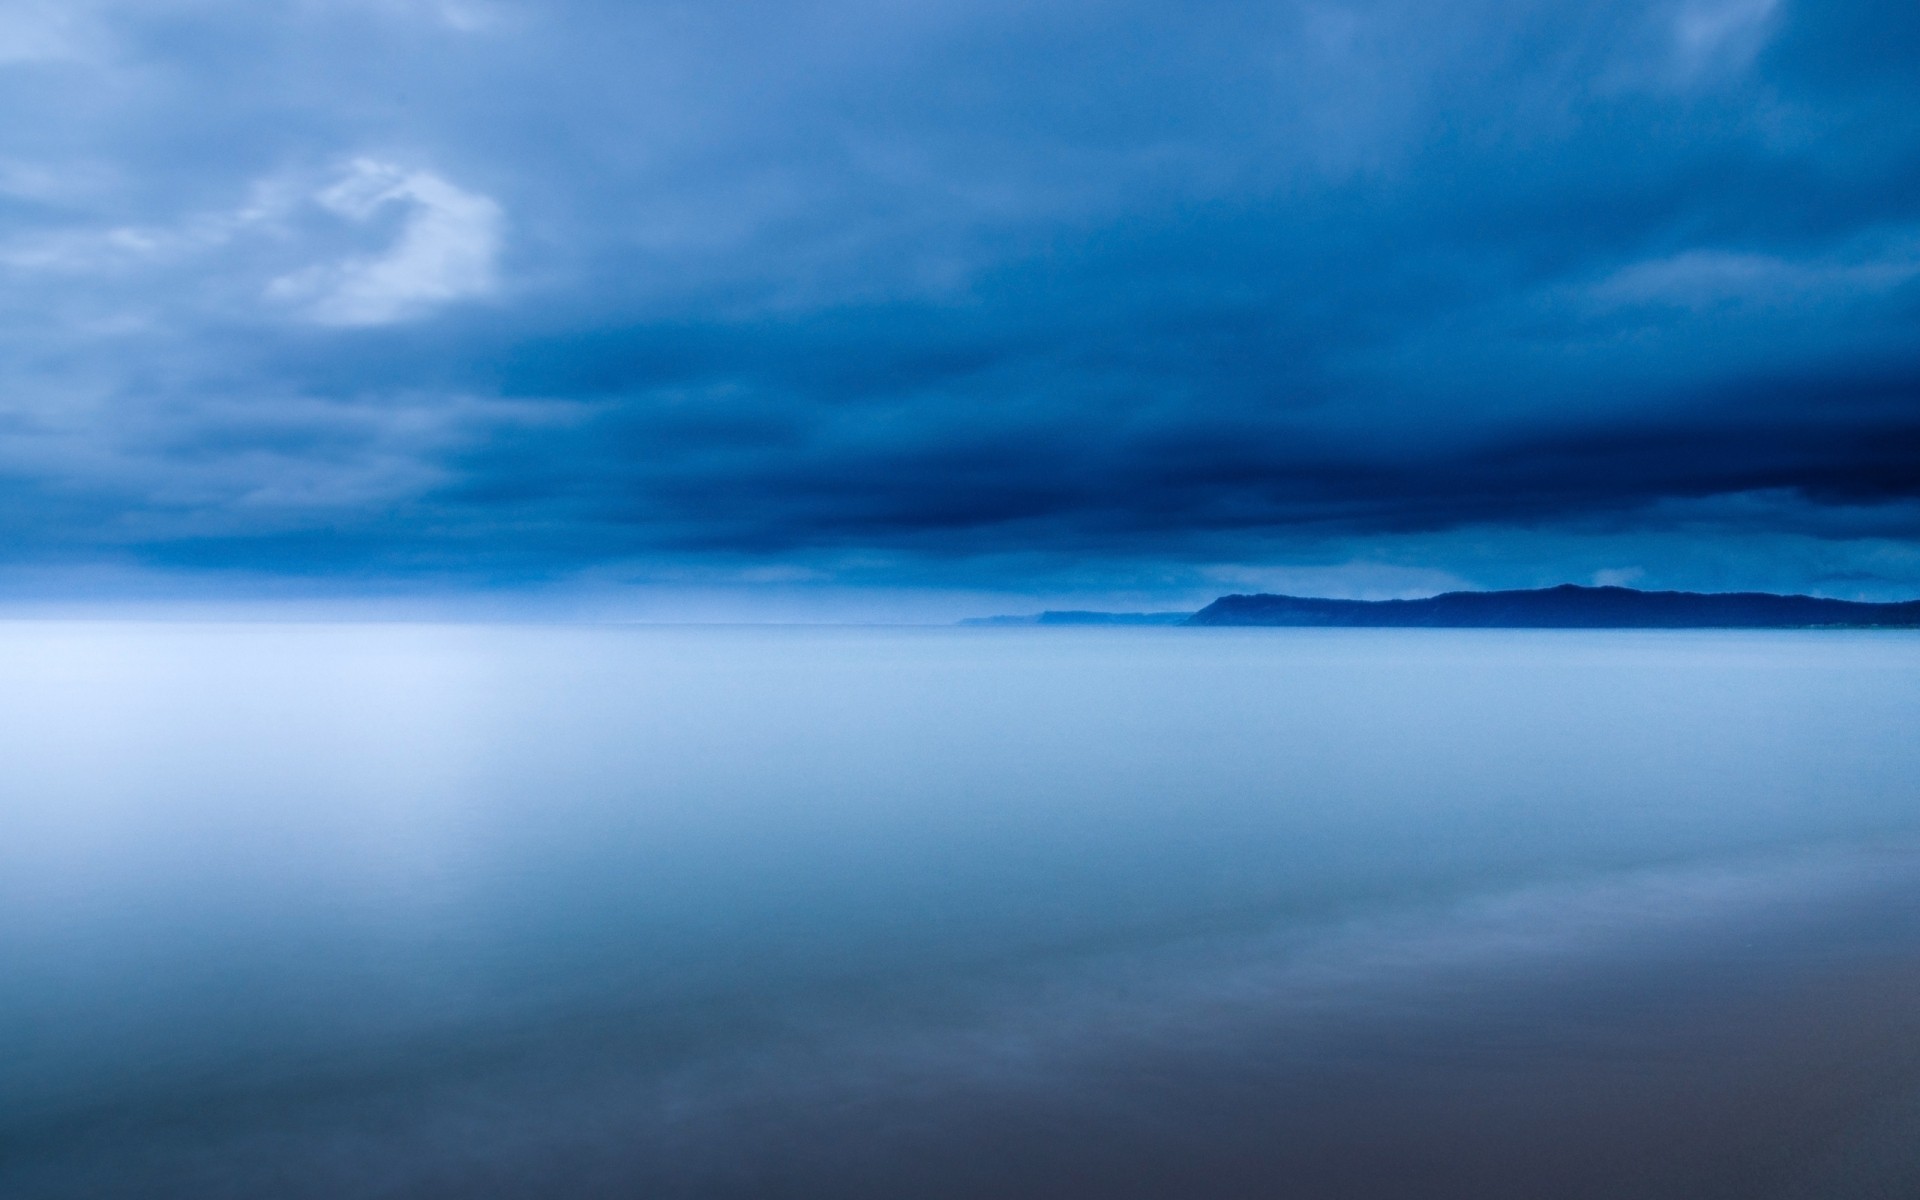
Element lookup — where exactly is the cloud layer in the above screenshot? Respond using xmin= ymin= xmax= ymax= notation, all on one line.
xmin=0 ymin=0 xmax=1916 ymax=603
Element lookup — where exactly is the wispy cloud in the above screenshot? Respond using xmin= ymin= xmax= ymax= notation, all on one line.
xmin=270 ymin=160 xmax=504 ymax=327
xmin=1586 ymin=231 xmax=1920 ymax=312
xmin=1670 ymin=0 xmax=1780 ymax=75
xmin=0 ymin=1 xmax=99 ymax=65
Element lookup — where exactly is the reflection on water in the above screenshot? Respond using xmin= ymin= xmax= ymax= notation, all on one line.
xmin=3 ymin=624 xmax=1919 ymax=1198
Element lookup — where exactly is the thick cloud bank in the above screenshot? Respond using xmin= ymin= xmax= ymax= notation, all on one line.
xmin=0 ymin=0 xmax=1916 ymax=603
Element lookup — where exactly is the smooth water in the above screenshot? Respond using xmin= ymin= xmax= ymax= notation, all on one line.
xmin=4 ymin=624 xmax=1920 ymax=1198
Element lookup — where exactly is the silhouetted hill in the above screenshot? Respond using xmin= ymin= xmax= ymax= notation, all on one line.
xmin=1188 ymin=585 xmax=1920 ymax=628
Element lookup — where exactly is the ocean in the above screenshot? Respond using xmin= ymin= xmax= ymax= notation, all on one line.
xmin=4 ymin=623 xmax=1919 ymax=1198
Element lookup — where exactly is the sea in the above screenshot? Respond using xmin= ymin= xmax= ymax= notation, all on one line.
xmin=3 ymin=622 xmax=1919 ymax=1199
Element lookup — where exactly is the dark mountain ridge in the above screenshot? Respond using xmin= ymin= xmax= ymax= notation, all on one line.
xmin=1188 ymin=584 xmax=1920 ymax=628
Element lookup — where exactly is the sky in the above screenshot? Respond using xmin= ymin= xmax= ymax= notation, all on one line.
xmin=0 ymin=0 xmax=1916 ymax=617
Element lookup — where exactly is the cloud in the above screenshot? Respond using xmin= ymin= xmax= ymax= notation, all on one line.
xmin=0 ymin=1 xmax=98 ymax=65
xmin=339 ymin=0 xmax=511 ymax=33
xmin=1671 ymin=0 xmax=1779 ymax=75
xmin=270 ymin=160 xmax=504 ymax=327
xmin=1586 ymin=234 xmax=1920 ymax=311
xmin=430 ymin=1 xmax=508 ymax=33
xmin=0 ymin=0 xmax=1916 ymax=601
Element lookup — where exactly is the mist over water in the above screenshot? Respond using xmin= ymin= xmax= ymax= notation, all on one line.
xmin=4 ymin=624 xmax=1920 ymax=1198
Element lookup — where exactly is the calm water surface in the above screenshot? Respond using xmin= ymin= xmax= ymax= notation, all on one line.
xmin=3 ymin=624 xmax=1920 ymax=1198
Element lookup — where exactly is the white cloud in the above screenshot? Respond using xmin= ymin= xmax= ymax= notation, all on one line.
xmin=1670 ymin=0 xmax=1779 ymax=77
xmin=0 ymin=174 xmax=288 ymax=275
xmin=0 ymin=158 xmax=110 ymax=203
xmin=432 ymin=1 xmax=506 ymax=33
xmin=0 ymin=1 xmax=96 ymax=64
xmin=0 ymin=159 xmax=502 ymax=329
xmin=1585 ymin=233 xmax=1920 ymax=312
xmin=321 ymin=0 xmax=511 ymax=34
xmin=271 ymin=159 xmax=504 ymax=327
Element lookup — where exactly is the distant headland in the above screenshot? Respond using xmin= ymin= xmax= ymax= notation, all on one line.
xmin=964 ymin=585 xmax=1920 ymax=629
xmin=958 ymin=610 xmax=1192 ymax=626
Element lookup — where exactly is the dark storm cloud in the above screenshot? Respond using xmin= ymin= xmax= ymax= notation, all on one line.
xmin=0 ymin=0 xmax=1916 ymax=595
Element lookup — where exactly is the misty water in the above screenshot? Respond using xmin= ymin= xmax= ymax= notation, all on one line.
xmin=5 ymin=623 xmax=1920 ymax=1199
